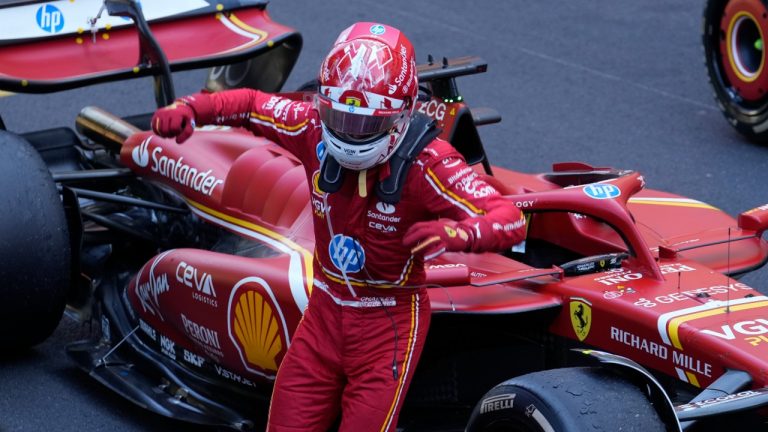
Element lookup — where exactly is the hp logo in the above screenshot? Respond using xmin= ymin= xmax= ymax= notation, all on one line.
xmin=583 ymin=184 xmax=621 ymax=200
xmin=36 ymin=4 xmax=64 ymax=33
xmin=329 ymin=235 xmax=365 ymax=273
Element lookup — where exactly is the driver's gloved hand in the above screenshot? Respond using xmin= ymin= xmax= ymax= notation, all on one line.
xmin=403 ymin=219 xmax=474 ymax=261
xmin=151 ymin=93 xmax=215 ymax=144
xmin=152 ymin=102 xmax=196 ymax=144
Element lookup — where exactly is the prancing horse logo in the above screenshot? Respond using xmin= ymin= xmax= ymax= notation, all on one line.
xmin=570 ymin=297 xmax=592 ymax=342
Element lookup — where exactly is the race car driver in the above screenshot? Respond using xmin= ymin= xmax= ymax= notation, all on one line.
xmin=152 ymin=22 xmax=526 ymax=432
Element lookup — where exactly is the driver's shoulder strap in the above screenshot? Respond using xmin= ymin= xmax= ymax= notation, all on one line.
xmin=376 ymin=114 xmax=441 ymax=204
xmin=318 ymin=114 xmax=442 ymax=204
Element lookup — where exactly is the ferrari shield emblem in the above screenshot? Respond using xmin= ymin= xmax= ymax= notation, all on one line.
xmin=570 ymin=297 xmax=592 ymax=342
xmin=344 ymin=96 xmax=362 ymax=107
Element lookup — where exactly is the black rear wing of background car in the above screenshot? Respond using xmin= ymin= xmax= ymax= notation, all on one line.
xmin=0 ymin=0 xmax=302 ymax=105
xmin=417 ymin=55 xmax=500 ymax=172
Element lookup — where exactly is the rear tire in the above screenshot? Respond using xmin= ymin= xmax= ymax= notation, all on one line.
xmin=0 ymin=131 xmax=70 ymax=350
xmin=466 ymin=367 xmax=666 ymax=432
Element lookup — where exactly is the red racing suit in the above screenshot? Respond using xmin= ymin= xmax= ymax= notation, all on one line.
xmin=180 ymin=88 xmax=527 ymax=431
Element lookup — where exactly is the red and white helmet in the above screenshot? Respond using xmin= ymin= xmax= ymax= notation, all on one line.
xmin=317 ymin=22 xmax=418 ymax=170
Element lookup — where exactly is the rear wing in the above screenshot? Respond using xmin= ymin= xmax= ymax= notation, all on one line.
xmin=416 ymin=56 xmax=500 ymax=172
xmin=0 ymin=0 xmax=301 ymax=100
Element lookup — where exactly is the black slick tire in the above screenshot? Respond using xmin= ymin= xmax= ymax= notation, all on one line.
xmin=465 ymin=367 xmax=666 ymax=432
xmin=0 ymin=131 xmax=70 ymax=350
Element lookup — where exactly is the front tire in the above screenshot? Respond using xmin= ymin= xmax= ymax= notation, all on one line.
xmin=466 ymin=367 xmax=666 ymax=432
xmin=0 ymin=131 xmax=70 ymax=350
xmin=704 ymin=0 xmax=768 ymax=143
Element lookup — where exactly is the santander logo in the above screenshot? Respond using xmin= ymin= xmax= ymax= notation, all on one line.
xmin=130 ymin=135 xmax=223 ymax=196
xmin=376 ymin=201 xmax=395 ymax=214
xmin=132 ymin=137 xmax=151 ymax=167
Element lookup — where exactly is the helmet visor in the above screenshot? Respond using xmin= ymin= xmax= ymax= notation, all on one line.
xmin=317 ymin=98 xmax=401 ymax=139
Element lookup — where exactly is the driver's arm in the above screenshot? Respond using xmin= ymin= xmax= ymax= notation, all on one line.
xmin=152 ymin=89 xmax=317 ymax=157
xmin=403 ymin=140 xmax=526 ymax=259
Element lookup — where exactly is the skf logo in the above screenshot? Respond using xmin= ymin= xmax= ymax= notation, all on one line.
xmin=570 ymin=297 xmax=592 ymax=341
xmin=36 ymin=4 xmax=64 ymax=33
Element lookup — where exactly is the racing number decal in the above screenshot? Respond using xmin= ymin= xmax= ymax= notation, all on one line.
xmin=570 ymin=297 xmax=592 ymax=341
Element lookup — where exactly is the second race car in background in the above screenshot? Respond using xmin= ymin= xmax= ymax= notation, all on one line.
xmin=704 ymin=0 xmax=768 ymax=143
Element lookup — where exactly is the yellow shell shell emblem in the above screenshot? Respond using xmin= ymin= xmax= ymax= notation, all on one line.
xmin=232 ymin=290 xmax=282 ymax=371
xmin=311 ymin=170 xmax=324 ymax=197
xmin=570 ymin=297 xmax=592 ymax=342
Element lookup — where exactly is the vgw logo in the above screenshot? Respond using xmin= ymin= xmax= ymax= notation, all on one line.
xmin=583 ymin=183 xmax=621 ymax=200
xmin=36 ymin=4 xmax=64 ymax=33
xmin=329 ymin=235 xmax=365 ymax=273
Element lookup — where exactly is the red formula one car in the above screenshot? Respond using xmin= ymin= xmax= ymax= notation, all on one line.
xmin=3 ymin=1 xmax=768 ymax=431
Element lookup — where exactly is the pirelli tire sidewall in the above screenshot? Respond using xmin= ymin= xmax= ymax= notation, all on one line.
xmin=465 ymin=367 xmax=667 ymax=432
xmin=465 ymin=381 xmax=569 ymax=432
xmin=0 ymin=131 xmax=70 ymax=350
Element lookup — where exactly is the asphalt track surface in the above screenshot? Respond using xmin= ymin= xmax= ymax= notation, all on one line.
xmin=1 ymin=1 xmax=767 ymax=431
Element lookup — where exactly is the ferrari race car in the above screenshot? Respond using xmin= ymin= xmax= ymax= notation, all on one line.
xmin=3 ymin=1 xmax=768 ymax=431
xmin=704 ymin=0 xmax=768 ymax=143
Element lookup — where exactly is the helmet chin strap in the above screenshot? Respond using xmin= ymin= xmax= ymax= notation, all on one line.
xmin=318 ymin=113 xmax=440 ymax=204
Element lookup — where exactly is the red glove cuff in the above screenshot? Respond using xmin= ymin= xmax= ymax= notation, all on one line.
xmin=454 ymin=222 xmax=477 ymax=252
xmin=176 ymin=92 xmax=215 ymax=125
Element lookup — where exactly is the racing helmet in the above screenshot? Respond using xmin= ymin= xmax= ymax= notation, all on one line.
xmin=317 ymin=22 xmax=418 ymax=170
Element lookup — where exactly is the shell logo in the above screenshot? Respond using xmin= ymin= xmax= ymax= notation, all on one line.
xmin=233 ymin=291 xmax=281 ymax=370
xmin=228 ymin=277 xmax=290 ymax=379
xmin=312 ymin=170 xmax=325 ymax=196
